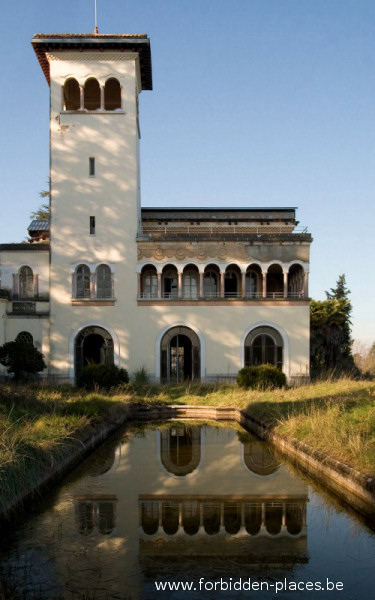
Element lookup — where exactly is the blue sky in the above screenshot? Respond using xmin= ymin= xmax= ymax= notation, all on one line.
xmin=1 ymin=0 xmax=374 ymax=345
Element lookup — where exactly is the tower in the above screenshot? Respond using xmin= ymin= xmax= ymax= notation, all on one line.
xmin=32 ymin=33 xmax=152 ymax=381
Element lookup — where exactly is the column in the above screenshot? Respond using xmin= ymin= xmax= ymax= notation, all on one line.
xmin=137 ymin=273 xmax=141 ymax=298
xmin=157 ymin=272 xmax=162 ymax=299
xmin=283 ymin=271 xmax=288 ymax=299
xmin=220 ymin=272 xmax=225 ymax=298
xmin=80 ymin=85 xmax=84 ymax=110
xmin=241 ymin=271 xmax=246 ymax=299
xmin=100 ymin=86 xmax=105 ymax=110
xmin=262 ymin=272 xmax=267 ymax=298
xmin=178 ymin=271 xmax=183 ymax=299
xmin=303 ymin=272 xmax=309 ymax=298
xmin=199 ymin=271 xmax=204 ymax=299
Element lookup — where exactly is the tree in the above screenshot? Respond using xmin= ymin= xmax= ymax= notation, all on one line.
xmin=30 ymin=202 xmax=50 ymax=221
xmin=0 ymin=340 xmax=46 ymax=381
xmin=310 ymin=275 xmax=357 ymax=376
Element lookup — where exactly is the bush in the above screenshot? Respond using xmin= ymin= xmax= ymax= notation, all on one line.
xmin=237 ymin=364 xmax=286 ymax=390
xmin=0 ymin=340 xmax=46 ymax=381
xmin=76 ymin=363 xmax=129 ymax=390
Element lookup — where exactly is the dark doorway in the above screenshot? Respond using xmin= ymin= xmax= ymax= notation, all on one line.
xmin=160 ymin=326 xmax=201 ymax=382
xmin=170 ymin=334 xmax=192 ymax=381
xmin=75 ymin=326 xmax=114 ymax=379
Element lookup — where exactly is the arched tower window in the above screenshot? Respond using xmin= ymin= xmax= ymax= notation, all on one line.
xmin=63 ymin=78 xmax=80 ymax=110
xmin=104 ymin=78 xmax=121 ymax=110
xmin=84 ymin=78 xmax=101 ymax=110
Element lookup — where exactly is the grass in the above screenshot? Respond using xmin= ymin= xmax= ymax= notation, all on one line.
xmin=0 ymin=384 xmax=132 ymax=517
xmin=0 ymin=377 xmax=374 ymax=519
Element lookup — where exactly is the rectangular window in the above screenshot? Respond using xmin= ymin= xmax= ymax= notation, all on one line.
xmin=90 ymin=216 xmax=96 ymax=235
xmin=89 ymin=157 xmax=95 ymax=177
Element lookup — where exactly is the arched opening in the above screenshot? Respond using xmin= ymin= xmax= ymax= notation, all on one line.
xmin=243 ymin=440 xmax=280 ymax=475
xmin=96 ymin=264 xmax=112 ymax=299
xmin=160 ymin=427 xmax=201 ymax=476
xmin=203 ymin=264 xmax=220 ymax=298
xmin=19 ymin=266 xmax=34 ymax=299
xmin=267 ymin=263 xmax=283 ymax=298
xmin=288 ymin=263 xmax=305 ymax=298
xmin=224 ymin=265 xmax=241 ymax=298
xmin=244 ymin=326 xmax=283 ymax=370
xmin=84 ymin=78 xmax=101 ymax=110
xmin=245 ymin=264 xmax=262 ymax=298
xmin=183 ymin=264 xmax=199 ymax=299
xmin=104 ymin=78 xmax=121 ymax=110
xmin=63 ymin=78 xmax=80 ymax=110
xmin=141 ymin=264 xmax=158 ymax=298
xmin=162 ymin=264 xmax=178 ymax=299
xmin=75 ymin=264 xmax=91 ymax=299
xmin=161 ymin=326 xmax=200 ymax=382
xmin=16 ymin=331 xmax=34 ymax=345
xmin=75 ymin=326 xmax=114 ymax=377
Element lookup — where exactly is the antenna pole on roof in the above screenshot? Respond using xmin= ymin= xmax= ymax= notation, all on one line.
xmin=94 ymin=0 xmax=98 ymax=34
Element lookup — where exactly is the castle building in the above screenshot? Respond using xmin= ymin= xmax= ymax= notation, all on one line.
xmin=0 ymin=33 xmax=312 ymax=384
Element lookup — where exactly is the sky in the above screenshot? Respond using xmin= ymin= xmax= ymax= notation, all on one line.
xmin=1 ymin=0 xmax=374 ymax=346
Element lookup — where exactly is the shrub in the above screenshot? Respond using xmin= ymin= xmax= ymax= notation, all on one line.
xmin=77 ymin=363 xmax=129 ymax=390
xmin=0 ymin=340 xmax=46 ymax=381
xmin=237 ymin=364 xmax=286 ymax=390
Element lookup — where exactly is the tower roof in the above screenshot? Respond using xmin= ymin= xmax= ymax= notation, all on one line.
xmin=31 ymin=33 xmax=152 ymax=90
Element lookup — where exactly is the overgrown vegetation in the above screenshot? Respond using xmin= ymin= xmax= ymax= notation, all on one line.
xmin=310 ymin=274 xmax=358 ymax=377
xmin=76 ymin=363 xmax=129 ymax=390
xmin=0 ymin=384 xmax=131 ymax=517
xmin=0 ymin=340 xmax=46 ymax=381
xmin=237 ymin=364 xmax=286 ymax=389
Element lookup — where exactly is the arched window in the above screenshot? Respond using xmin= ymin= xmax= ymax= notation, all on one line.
xmin=19 ymin=266 xmax=34 ymax=299
xmin=96 ymin=264 xmax=112 ymax=298
xmin=203 ymin=270 xmax=218 ymax=298
xmin=75 ymin=265 xmax=91 ymax=298
xmin=63 ymin=78 xmax=80 ymax=110
xmin=245 ymin=326 xmax=283 ymax=370
xmin=84 ymin=78 xmax=100 ymax=110
xmin=245 ymin=267 xmax=261 ymax=298
xmin=224 ymin=268 xmax=240 ymax=298
xmin=16 ymin=331 xmax=34 ymax=345
xmin=141 ymin=267 xmax=158 ymax=298
xmin=104 ymin=78 xmax=121 ymax=110
xmin=162 ymin=266 xmax=178 ymax=298
xmin=183 ymin=268 xmax=198 ymax=299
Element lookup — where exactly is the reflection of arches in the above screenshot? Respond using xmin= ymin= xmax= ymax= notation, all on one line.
xmin=160 ymin=427 xmax=201 ymax=476
xmin=244 ymin=503 xmax=262 ymax=535
xmin=160 ymin=326 xmax=201 ymax=382
xmin=76 ymin=498 xmax=117 ymax=535
xmin=244 ymin=326 xmax=283 ymax=370
xmin=75 ymin=325 xmax=114 ymax=376
xmin=243 ymin=441 xmax=280 ymax=476
xmin=265 ymin=502 xmax=282 ymax=535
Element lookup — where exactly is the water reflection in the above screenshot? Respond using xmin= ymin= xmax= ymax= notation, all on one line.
xmin=0 ymin=423 xmax=374 ymax=600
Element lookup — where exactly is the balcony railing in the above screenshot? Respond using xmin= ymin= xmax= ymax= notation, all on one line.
xmin=139 ymin=290 xmax=306 ymax=301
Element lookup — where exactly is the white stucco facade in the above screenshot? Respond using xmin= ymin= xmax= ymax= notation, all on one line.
xmin=0 ymin=33 xmax=312 ymax=384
